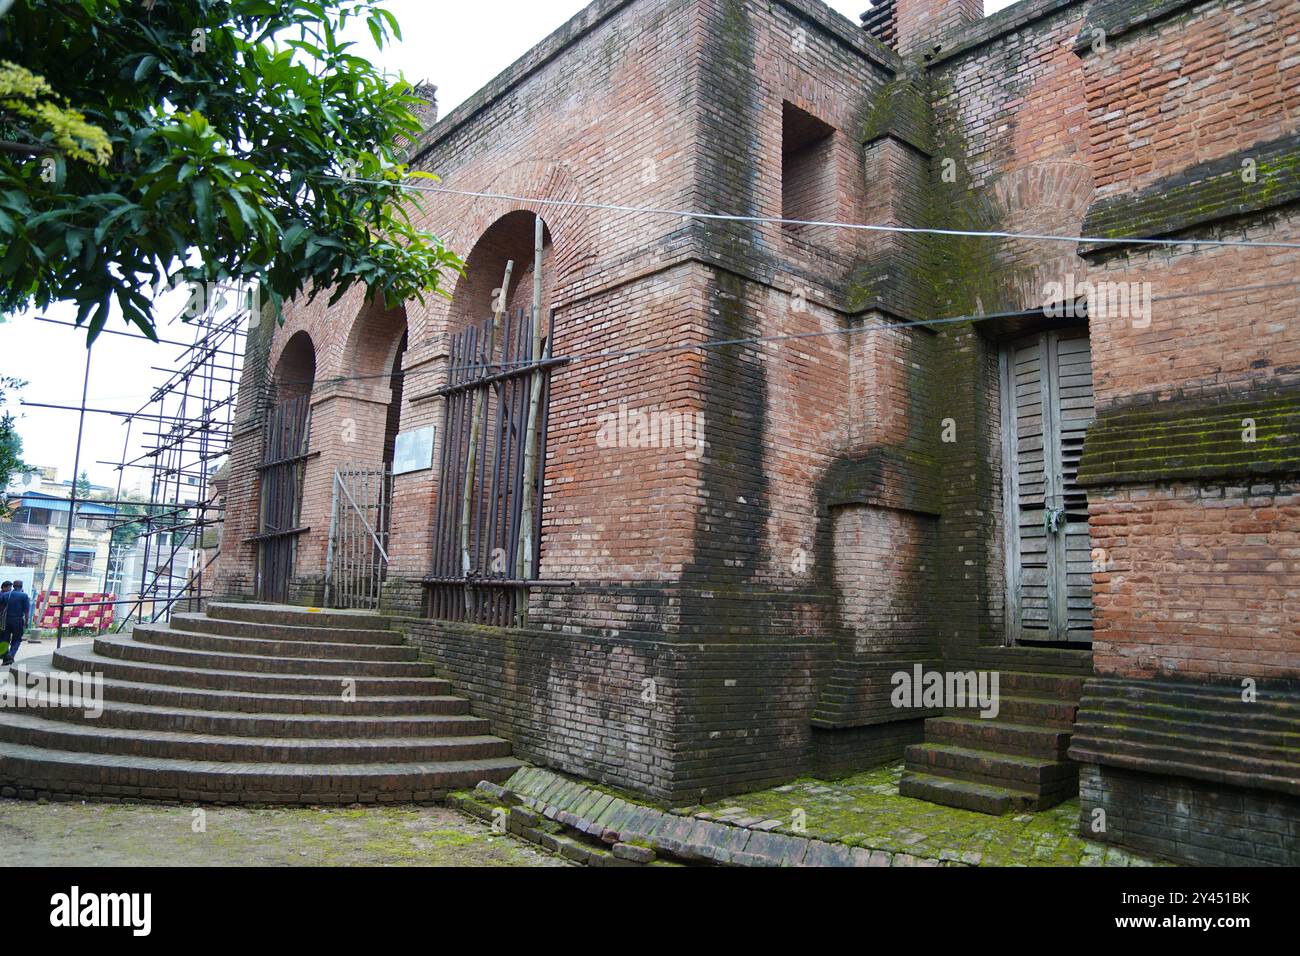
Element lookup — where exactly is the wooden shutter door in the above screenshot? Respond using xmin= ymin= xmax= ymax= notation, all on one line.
xmin=1000 ymin=328 xmax=1096 ymax=645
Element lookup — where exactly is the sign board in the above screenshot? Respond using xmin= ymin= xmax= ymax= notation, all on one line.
xmin=392 ymin=426 xmax=436 ymax=476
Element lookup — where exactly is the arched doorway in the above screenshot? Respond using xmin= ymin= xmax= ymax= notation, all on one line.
xmin=257 ymin=331 xmax=315 ymax=602
xmin=327 ymin=302 xmax=408 ymax=609
xmin=447 ymin=210 xmax=553 ymax=334
xmin=429 ymin=211 xmax=559 ymax=625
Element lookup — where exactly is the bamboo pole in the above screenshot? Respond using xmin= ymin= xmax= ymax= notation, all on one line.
xmin=462 ymin=261 xmax=514 ymax=610
xmin=516 ymin=218 xmax=546 ymax=623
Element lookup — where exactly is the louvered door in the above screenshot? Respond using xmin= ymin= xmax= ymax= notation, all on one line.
xmin=1000 ymin=328 xmax=1095 ymax=645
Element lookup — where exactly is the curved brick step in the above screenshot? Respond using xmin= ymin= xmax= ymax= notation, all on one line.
xmin=170 ymin=612 xmax=406 ymax=646
xmin=0 ymin=712 xmax=511 ymax=764
xmin=4 ymin=602 xmax=520 ymax=805
xmin=54 ymin=644 xmax=451 ymax=698
xmin=904 ymin=743 xmax=1078 ymax=806
xmin=11 ymin=688 xmax=489 ymax=741
xmin=92 ymin=635 xmax=435 ymax=678
xmin=133 ymin=624 xmax=418 ymax=663
xmin=898 ymin=770 xmax=1036 ymax=815
xmin=0 ymin=740 xmax=523 ymax=804
xmin=206 ymin=602 xmax=390 ymax=631
xmin=13 ymin=659 xmax=468 ymax=718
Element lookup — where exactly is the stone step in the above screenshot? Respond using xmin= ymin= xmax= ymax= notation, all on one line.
xmin=904 ymin=743 xmax=1078 ymax=798
xmin=0 ymin=711 xmax=513 ymax=764
xmin=54 ymin=644 xmax=451 ymax=698
xmin=924 ymin=716 xmax=1072 ymax=760
xmin=12 ymin=659 xmax=468 ymax=717
xmin=206 ymin=602 xmax=390 ymax=632
xmin=92 ymin=635 xmax=435 ymax=678
xmin=0 ymin=739 xmax=522 ymax=804
xmin=951 ymin=694 xmax=1078 ymax=728
xmin=133 ymin=624 xmax=418 ymax=662
xmin=2 ymin=603 xmax=521 ymax=806
xmin=898 ymin=770 xmax=1036 ymax=815
xmin=170 ymin=612 xmax=407 ymax=646
xmin=997 ymin=671 xmax=1086 ymax=701
xmin=15 ymin=689 xmax=490 ymax=739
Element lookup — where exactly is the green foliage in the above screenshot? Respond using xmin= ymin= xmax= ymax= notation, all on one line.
xmin=0 ymin=0 xmax=462 ymax=341
xmin=0 ymin=60 xmax=112 ymax=164
xmin=0 ymin=375 xmax=32 ymax=510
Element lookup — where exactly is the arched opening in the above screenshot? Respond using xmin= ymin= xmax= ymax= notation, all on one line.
xmin=448 ymin=210 xmax=553 ymax=334
xmin=328 ymin=301 xmax=409 ymax=609
xmin=258 ymin=331 xmax=316 ymax=602
xmin=382 ymin=330 xmax=409 ymax=470
xmin=430 ymin=211 xmax=560 ymax=625
xmin=272 ymin=330 xmax=316 ymax=401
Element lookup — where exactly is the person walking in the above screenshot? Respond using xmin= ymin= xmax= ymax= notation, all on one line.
xmin=3 ymin=581 xmax=31 ymax=665
xmin=0 ymin=583 xmax=9 ymax=661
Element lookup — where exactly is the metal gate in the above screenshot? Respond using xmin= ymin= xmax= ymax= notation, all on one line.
xmin=427 ymin=308 xmax=564 ymax=625
xmin=254 ymin=393 xmax=312 ymax=603
xmin=325 ymin=464 xmax=392 ymax=609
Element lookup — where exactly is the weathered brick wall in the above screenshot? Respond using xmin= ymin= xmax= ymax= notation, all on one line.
xmin=217 ymin=0 xmax=1300 ymax=821
xmin=1079 ymin=763 xmax=1299 ymax=866
xmin=1080 ymin=0 xmax=1299 ymax=199
xmin=397 ymin=615 xmax=827 ymax=805
xmin=1089 ymin=481 xmax=1300 ymax=680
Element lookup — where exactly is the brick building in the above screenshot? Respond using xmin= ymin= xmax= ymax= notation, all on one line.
xmin=217 ymin=0 xmax=1299 ymax=865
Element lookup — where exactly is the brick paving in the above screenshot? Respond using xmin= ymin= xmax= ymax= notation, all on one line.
xmin=682 ymin=764 xmax=1171 ymax=867
xmin=0 ymin=800 xmax=568 ymax=867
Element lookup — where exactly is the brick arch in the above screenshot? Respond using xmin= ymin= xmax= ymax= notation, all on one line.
xmin=989 ymin=160 xmax=1096 ymax=311
xmin=338 ymin=298 xmax=409 ymax=403
xmin=447 ymin=210 xmax=556 ymax=336
xmin=440 ymin=160 xmax=595 ymax=295
xmin=271 ymin=330 xmax=316 ymax=400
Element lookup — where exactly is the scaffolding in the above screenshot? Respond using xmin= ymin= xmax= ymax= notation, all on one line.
xmin=16 ymin=283 xmax=251 ymax=645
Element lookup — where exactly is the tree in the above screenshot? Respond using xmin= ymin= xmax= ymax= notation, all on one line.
xmin=0 ymin=375 xmax=32 ymax=510
xmin=75 ymin=469 xmax=91 ymax=498
xmin=0 ymin=1 xmax=461 ymax=341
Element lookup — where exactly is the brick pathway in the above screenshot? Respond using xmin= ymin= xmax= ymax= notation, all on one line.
xmin=680 ymin=764 xmax=1169 ymax=866
xmin=0 ymin=800 xmax=568 ymax=866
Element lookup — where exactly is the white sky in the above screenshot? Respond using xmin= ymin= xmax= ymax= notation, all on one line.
xmin=1 ymin=0 xmax=1016 ymax=489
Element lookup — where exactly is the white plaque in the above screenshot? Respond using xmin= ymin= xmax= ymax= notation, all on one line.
xmin=392 ymin=426 xmax=436 ymax=475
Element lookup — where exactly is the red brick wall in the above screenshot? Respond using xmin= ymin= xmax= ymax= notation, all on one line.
xmin=1090 ymin=481 xmax=1300 ymax=680
xmin=1083 ymin=0 xmax=1300 ymax=198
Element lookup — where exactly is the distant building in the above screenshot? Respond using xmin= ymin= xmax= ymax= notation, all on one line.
xmin=1 ymin=468 xmax=117 ymax=596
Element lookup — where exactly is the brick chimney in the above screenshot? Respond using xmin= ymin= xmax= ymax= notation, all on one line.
xmin=865 ymin=0 xmax=982 ymax=56
xmin=411 ymin=82 xmax=439 ymax=128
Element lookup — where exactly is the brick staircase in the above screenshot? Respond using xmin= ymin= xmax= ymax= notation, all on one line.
xmin=0 ymin=602 xmax=521 ymax=804
xmin=898 ymin=671 xmax=1085 ymax=815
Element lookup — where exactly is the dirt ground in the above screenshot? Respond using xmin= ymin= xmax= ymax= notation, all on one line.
xmin=0 ymin=799 xmax=569 ymax=867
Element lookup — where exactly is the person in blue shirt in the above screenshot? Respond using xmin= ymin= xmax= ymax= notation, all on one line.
xmin=0 ymin=583 xmax=8 ymax=659
xmin=3 ymin=581 xmax=31 ymax=665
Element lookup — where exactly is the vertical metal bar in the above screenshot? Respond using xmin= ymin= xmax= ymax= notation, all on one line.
xmin=57 ymin=344 xmax=94 ymax=650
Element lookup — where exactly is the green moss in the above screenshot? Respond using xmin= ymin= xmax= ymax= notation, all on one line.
xmin=690 ymin=765 xmax=1171 ymax=867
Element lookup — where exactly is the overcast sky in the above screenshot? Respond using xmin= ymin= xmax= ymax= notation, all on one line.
xmin=1 ymin=0 xmax=1015 ymax=490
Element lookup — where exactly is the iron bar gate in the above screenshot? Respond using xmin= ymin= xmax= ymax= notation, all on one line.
xmin=325 ymin=464 xmax=392 ymax=610
xmin=254 ymin=393 xmax=312 ymax=603
xmin=427 ymin=308 xmax=565 ymax=625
